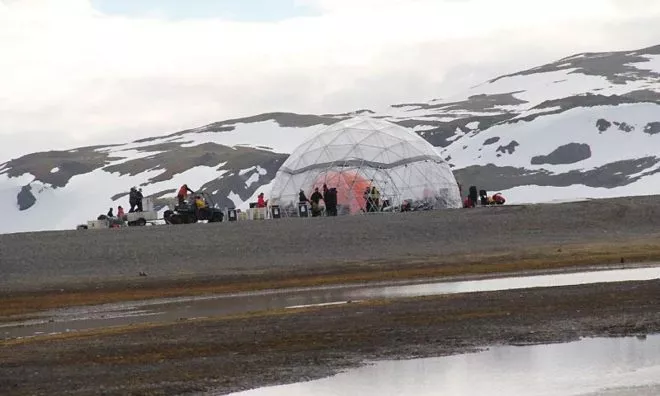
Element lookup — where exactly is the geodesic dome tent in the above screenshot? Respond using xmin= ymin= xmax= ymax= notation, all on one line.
xmin=269 ymin=117 xmax=462 ymax=215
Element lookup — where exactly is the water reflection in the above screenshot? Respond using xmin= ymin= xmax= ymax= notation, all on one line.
xmin=349 ymin=266 xmax=660 ymax=299
xmin=3 ymin=266 xmax=658 ymax=340
xmin=225 ymin=335 xmax=660 ymax=396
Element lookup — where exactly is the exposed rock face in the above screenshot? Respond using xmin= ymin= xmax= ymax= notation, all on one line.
xmin=455 ymin=156 xmax=660 ymax=192
xmin=483 ymin=137 xmax=501 ymax=146
xmin=489 ymin=45 xmax=660 ymax=84
xmin=134 ymin=113 xmax=345 ymax=144
xmin=644 ymin=122 xmax=660 ymax=135
xmin=613 ymin=122 xmax=634 ymax=132
xmin=596 ymin=119 xmax=612 ymax=132
xmin=1 ymin=147 xmax=118 ymax=188
xmin=496 ymin=141 xmax=519 ymax=155
xmin=16 ymin=185 xmax=36 ymax=211
xmin=531 ymin=143 xmax=592 ymax=165
xmin=393 ymin=92 xmax=527 ymax=112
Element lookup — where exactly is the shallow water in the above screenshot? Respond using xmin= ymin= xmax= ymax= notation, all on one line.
xmin=224 ymin=335 xmax=660 ymax=396
xmin=2 ymin=266 xmax=658 ymax=340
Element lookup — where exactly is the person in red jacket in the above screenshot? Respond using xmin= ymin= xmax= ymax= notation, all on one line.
xmin=177 ymin=184 xmax=194 ymax=205
xmin=257 ymin=193 xmax=267 ymax=208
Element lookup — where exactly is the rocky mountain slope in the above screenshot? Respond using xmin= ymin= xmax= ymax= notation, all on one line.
xmin=2 ymin=44 xmax=660 ymax=233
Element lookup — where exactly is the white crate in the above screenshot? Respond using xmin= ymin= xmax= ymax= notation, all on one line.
xmin=125 ymin=211 xmax=158 ymax=222
xmin=142 ymin=197 xmax=155 ymax=212
xmin=87 ymin=219 xmax=109 ymax=229
xmin=247 ymin=208 xmax=268 ymax=220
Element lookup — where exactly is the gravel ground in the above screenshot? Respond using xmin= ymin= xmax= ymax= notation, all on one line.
xmin=1 ymin=196 xmax=660 ymax=395
xmin=1 ymin=195 xmax=659 ymax=292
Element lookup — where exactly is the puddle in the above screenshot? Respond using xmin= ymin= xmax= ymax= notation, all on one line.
xmin=2 ymin=266 xmax=659 ymax=340
xmin=224 ymin=335 xmax=660 ymax=396
xmin=347 ymin=266 xmax=660 ymax=300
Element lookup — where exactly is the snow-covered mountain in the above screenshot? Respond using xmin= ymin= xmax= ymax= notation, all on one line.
xmin=2 ymin=44 xmax=660 ymax=233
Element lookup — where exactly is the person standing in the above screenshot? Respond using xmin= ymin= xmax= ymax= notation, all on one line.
xmin=257 ymin=193 xmax=267 ymax=208
xmin=310 ymin=187 xmax=323 ymax=217
xmin=135 ymin=188 xmax=144 ymax=212
xmin=128 ymin=187 xmax=139 ymax=213
xmin=370 ymin=186 xmax=380 ymax=212
xmin=325 ymin=187 xmax=338 ymax=216
xmin=299 ymin=189 xmax=309 ymax=204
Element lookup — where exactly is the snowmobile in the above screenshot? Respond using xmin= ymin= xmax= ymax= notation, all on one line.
xmin=163 ymin=192 xmax=224 ymax=225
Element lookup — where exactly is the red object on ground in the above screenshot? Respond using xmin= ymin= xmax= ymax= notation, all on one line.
xmin=492 ymin=193 xmax=506 ymax=205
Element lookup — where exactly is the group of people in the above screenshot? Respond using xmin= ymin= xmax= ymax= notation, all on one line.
xmin=463 ymin=186 xmax=506 ymax=208
xmin=106 ymin=205 xmax=125 ymax=219
xmin=299 ymin=184 xmax=338 ymax=217
xmin=128 ymin=187 xmax=144 ymax=212
xmin=102 ymin=186 xmax=144 ymax=224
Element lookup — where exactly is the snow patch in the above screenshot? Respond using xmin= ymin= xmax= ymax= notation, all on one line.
xmin=498 ymin=171 xmax=660 ymax=205
xmin=639 ymin=55 xmax=660 ymax=74
xmin=227 ymin=191 xmax=242 ymax=208
xmin=239 ymin=166 xmax=256 ymax=176
xmin=245 ymin=173 xmax=260 ymax=188
xmin=448 ymin=103 xmax=660 ymax=173
xmin=466 ymin=121 xmax=480 ymax=130
xmin=50 ymin=167 xmax=59 ymax=174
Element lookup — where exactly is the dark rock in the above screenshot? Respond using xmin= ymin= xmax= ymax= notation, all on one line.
xmin=531 ymin=143 xmax=592 ymax=165
xmin=489 ymin=44 xmax=660 ymax=85
xmin=454 ymin=156 xmax=660 ymax=191
xmin=393 ymin=92 xmax=527 ymax=112
xmin=483 ymin=137 xmax=501 ymax=146
xmin=103 ymin=143 xmax=286 ymax=185
xmin=419 ymin=114 xmax=515 ymax=148
xmin=644 ymin=122 xmax=660 ymax=135
xmin=596 ymin=119 xmax=612 ymax=132
xmin=17 ymin=185 xmax=37 ymax=211
xmin=613 ymin=122 xmax=634 ymax=132
xmin=496 ymin=141 xmax=519 ymax=155
xmin=509 ymin=91 xmax=660 ymax=125
xmin=1 ymin=147 xmax=119 ymax=188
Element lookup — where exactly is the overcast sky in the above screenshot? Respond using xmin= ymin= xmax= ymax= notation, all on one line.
xmin=1 ymin=0 xmax=660 ymax=160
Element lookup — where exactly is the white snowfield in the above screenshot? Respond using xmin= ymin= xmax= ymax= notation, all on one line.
xmin=2 ymin=47 xmax=660 ymax=233
xmin=0 ymin=163 xmax=229 ymax=233
xmin=446 ymin=103 xmax=660 ymax=173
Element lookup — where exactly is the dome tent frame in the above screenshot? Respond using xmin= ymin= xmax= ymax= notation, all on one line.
xmin=269 ymin=117 xmax=462 ymax=216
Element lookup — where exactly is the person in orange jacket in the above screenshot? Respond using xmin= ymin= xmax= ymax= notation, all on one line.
xmin=177 ymin=184 xmax=194 ymax=205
